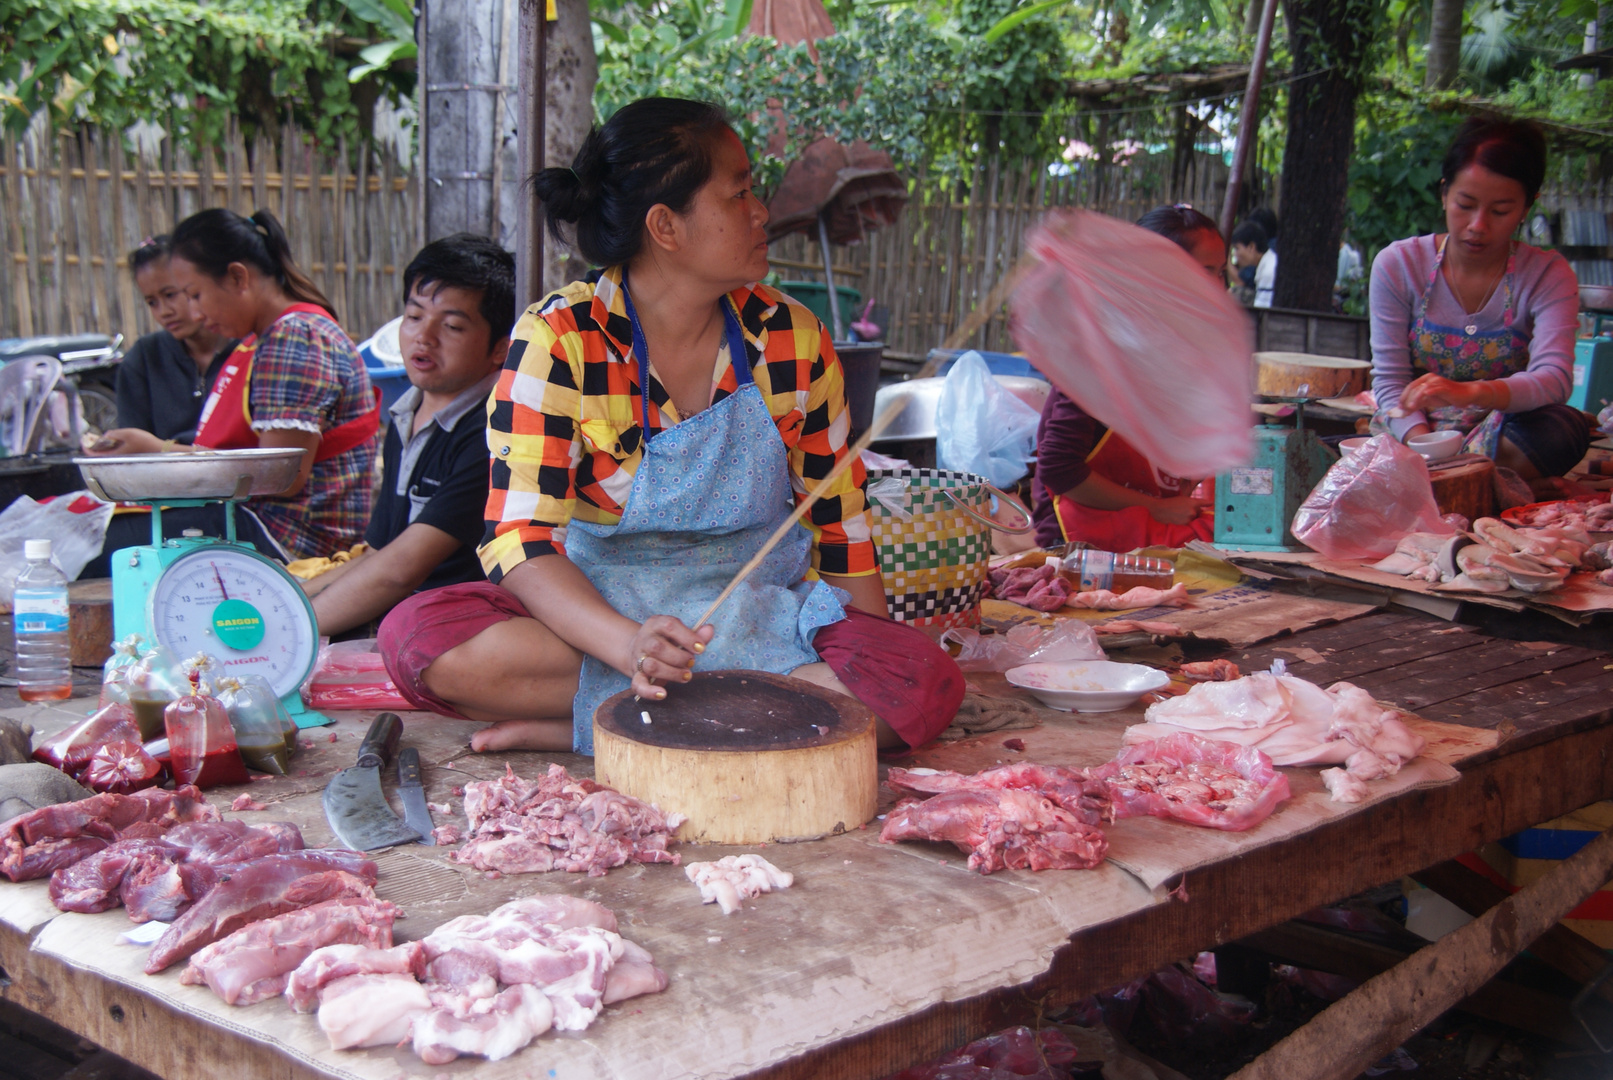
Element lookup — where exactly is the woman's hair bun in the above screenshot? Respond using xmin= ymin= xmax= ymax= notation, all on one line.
xmin=532 ymin=166 xmax=588 ymax=224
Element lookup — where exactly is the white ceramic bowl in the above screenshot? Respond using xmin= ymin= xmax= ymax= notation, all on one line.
xmin=1339 ymin=436 xmax=1371 ymax=457
xmin=1005 ymin=661 xmax=1171 ymax=713
xmin=1408 ymin=430 xmax=1461 ymax=462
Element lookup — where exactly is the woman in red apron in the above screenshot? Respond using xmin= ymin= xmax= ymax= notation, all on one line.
xmin=1030 ymin=205 xmax=1225 ymax=553
xmin=162 ymin=208 xmax=378 ymax=561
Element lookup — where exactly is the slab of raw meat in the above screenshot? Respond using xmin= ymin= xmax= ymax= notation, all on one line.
xmin=451 ymin=764 xmax=683 ymax=877
xmin=879 ymin=788 xmax=1108 ymax=874
xmin=1094 ymin=619 xmax=1184 ymax=635
xmin=886 ymin=763 xmax=1111 ymax=825
xmin=1180 ymin=659 xmax=1240 ymax=682
xmin=684 ymin=854 xmax=794 ymax=915
xmin=178 ymin=896 xmax=399 ymax=1005
xmin=49 ymin=819 xmax=305 ymax=917
xmin=1085 ymin=732 xmax=1290 ymax=831
xmin=603 ymin=938 xmax=669 ymax=1004
xmin=318 ymin=973 xmax=433 ymax=1050
xmin=285 ymin=941 xmax=426 ymax=1013
xmin=145 ymin=853 xmax=377 ymax=973
xmin=2 ymin=786 xmax=217 ymax=882
xmin=1067 ymin=583 xmax=1190 ymax=610
xmin=987 ymin=564 xmax=1073 ymax=611
xmin=1132 ymin=674 xmax=1426 ymax=781
xmin=413 ymin=983 xmax=555 ymax=1065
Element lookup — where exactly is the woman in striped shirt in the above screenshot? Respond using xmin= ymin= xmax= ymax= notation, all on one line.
xmin=379 ymin=98 xmax=962 ymax=755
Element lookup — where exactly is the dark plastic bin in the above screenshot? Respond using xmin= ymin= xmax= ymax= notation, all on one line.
xmin=365 ymin=364 xmax=412 ymax=418
xmin=779 ymin=281 xmax=863 ymax=332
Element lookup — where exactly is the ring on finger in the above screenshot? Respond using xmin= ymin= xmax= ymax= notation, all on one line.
xmin=635 ymin=655 xmax=649 ymax=673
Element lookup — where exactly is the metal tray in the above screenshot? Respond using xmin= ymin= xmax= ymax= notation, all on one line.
xmin=871 ymin=375 xmax=1050 ymax=442
xmin=73 ymin=448 xmax=305 ymax=502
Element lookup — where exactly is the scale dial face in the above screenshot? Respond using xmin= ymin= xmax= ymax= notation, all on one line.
xmin=148 ymin=546 xmax=319 ymax=701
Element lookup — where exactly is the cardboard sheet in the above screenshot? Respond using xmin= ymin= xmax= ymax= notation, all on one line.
xmin=0 ymin=667 xmax=1493 ymax=1080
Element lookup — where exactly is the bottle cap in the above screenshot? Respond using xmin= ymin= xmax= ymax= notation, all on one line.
xmin=23 ymin=539 xmax=50 ymax=561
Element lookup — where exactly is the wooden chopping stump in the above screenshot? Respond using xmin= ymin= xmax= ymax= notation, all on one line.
xmin=67 ymin=579 xmax=113 ymax=667
xmin=594 ymin=670 xmax=877 ymax=845
xmin=1254 ymin=352 xmax=1370 ymax=399
xmin=1430 ymin=456 xmax=1497 ymax=523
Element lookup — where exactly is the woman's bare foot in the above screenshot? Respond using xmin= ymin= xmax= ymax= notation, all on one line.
xmin=468 ymin=718 xmax=573 ymax=753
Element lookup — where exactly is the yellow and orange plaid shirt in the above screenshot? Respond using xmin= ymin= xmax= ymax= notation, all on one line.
xmin=479 ymin=267 xmax=874 ymax=584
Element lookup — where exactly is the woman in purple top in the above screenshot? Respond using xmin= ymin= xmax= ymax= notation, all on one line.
xmin=1369 ymin=117 xmax=1589 ymax=479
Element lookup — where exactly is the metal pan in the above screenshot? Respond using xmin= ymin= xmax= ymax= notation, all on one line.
xmin=73 ymin=447 xmax=305 ymax=502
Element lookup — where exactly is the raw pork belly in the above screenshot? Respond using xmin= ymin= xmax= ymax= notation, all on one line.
xmin=887 ymin=763 xmax=1111 ymax=825
xmin=1130 ymin=673 xmax=1426 ymax=788
xmin=1066 ymin=583 xmax=1191 ymax=610
xmin=412 ymin=984 xmax=554 ymax=1065
xmin=145 ymin=852 xmax=377 ymax=973
xmin=879 ymin=788 xmax=1108 ymax=873
xmin=286 ymin=941 xmax=426 ymax=1012
xmin=49 ymin=819 xmax=304 ymax=916
xmin=1085 ymin=732 xmax=1290 ymax=831
xmin=179 ymin=896 xmax=399 ymax=1005
xmin=318 ymin=973 xmax=433 ymax=1050
xmin=684 ymin=854 xmax=794 ymax=914
xmin=450 ymin=764 xmax=684 ymax=877
xmin=1 ymin=786 xmax=218 ymax=882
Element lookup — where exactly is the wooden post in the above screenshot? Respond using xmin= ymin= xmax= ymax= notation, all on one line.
xmin=516 ymin=0 xmax=547 ymax=306
xmin=1219 ymin=0 xmax=1278 ymax=239
xmin=422 ymin=0 xmax=505 ymax=240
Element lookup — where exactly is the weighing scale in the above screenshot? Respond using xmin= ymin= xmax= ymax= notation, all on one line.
xmin=1213 ymin=353 xmax=1367 ymax=552
xmin=75 ymin=449 xmax=331 ymax=729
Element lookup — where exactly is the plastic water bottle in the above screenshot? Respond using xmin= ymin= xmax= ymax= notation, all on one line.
xmin=13 ymin=539 xmax=71 ymax=701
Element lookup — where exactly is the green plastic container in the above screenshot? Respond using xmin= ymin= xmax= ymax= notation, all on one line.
xmin=779 ymin=281 xmax=862 ymax=332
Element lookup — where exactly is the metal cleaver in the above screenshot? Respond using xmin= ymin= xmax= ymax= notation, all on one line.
xmin=322 ymin=712 xmax=424 ymax=850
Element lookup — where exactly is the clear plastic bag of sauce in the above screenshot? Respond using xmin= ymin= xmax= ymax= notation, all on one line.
xmin=33 ymin=702 xmax=143 ymax=781
xmin=215 ymin=675 xmax=296 ymax=775
xmin=124 ymin=645 xmax=189 ymax=741
xmin=165 ymin=657 xmax=249 ymax=788
xmin=99 ymin=634 xmax=148 ymax=709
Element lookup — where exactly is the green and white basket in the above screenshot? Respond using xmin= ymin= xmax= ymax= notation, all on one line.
xmin=865 ymin=467 xmax=1032 ymax=629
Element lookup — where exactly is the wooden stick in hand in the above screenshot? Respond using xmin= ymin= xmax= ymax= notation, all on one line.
xmin=692 ymin=400 xmax=903 ymax=631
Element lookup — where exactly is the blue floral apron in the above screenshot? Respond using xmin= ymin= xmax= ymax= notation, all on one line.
xmin=564 ymin=285 xmax=847 ymax=754
xmin=1372 ymin=237 xmax=1528 ymax=459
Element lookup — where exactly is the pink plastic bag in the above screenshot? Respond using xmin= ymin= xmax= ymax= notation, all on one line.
xmin=1011 ymin=210 xmax=1254 ymax=479
xmin=1087 ymin=731 xmax=1290 ymax=831
xmin=301 ymin=638 xmax=413 ymax=711
xmin=1291 ymin=435 xmax=1451 ymax=561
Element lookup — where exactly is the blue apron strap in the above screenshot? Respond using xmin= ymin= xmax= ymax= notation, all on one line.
xmin=622 ymin=282 xmax=753 ymax=442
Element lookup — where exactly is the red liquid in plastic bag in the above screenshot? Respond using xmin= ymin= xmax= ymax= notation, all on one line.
xmin=165 ymin=695 xmax=249 ymax=789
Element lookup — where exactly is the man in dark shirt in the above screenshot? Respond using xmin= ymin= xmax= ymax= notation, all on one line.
xmin=306 ymin=234 xmax=514 ymax=636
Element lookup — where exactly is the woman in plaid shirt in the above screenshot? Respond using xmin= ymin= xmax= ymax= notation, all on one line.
xmin=379 ymin=98 xmax=962 ymax=754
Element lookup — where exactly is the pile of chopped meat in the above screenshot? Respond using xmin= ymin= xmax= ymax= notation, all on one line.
xmin=1 ymin=786 xmax=218 ymax=882
xmin=1505 ymin=497 xmax=1613 ymax=532
xmin=684 ymin=854 xmax=794 ymax=914
xmin=886 ymin=763 xmax=1111 ymax=825
xmin=1369 ymin=517 xmax=1600 ymax=594
xmin=450 ymin=764 xmax=684 ymax=876
xmin=1085 ymin=732 xmax=1290 ymax=831
xmin=1128 ymin=672 xmax=1425 ymax=796
xmin=987 ymin=564 xmax=1073 ymax=611
xmin=880 ymin=788 xmax=1109 ymax=874
xmin=288 ymin=895 xmax=667 ymax=1065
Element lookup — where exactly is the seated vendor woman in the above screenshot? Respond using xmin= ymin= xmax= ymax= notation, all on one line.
xmin=1370 ymin=117 xmax=1590 ymax=484
xmin=377 ymin=97 xmax=965 ymax=755
xmin=307 ymin=234 xmax=515 ymax=636
xmin=98 ymin=235 xmax=236 ymax=450
xmin=1031 ymin=204 xmax=1223 ymax=553
xmin=83 ymin=208 xmax=377 ymax=572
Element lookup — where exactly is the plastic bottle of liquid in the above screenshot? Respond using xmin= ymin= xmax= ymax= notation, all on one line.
xmin=1058 ymin=549 xmax=1174 ymax=592
xmin=13 ymin=539 xmax=71 ymax=701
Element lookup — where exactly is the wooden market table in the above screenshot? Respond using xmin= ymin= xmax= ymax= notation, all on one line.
xmin=0 ymin=607 xmax=1608 ymax=1080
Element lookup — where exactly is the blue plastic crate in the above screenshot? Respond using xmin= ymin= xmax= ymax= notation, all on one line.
xmin=925 ymin=349 xmax=1045 ymax=380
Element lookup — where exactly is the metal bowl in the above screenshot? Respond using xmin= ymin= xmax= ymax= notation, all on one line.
xmin=1582 ymin=285 xmax=1613 ymax=313
xmin=73 ymin=447 xmax=306 ymax=502
xmin=872 ymin=376 xmax=1050 ymax=442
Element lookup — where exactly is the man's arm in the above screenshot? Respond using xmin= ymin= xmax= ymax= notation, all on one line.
xmin=311 ymin=524 xmax=463 ymax=636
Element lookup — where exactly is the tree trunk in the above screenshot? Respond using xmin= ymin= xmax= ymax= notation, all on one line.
xmin=1425 ymin=0 xmax=1463 ymax=90
xmin=1243 ymin=0 xmax=1264 ymax=41
xmin=1273 ymin=0 xmax=1384 ymax=312
xmin=543 ymin=0 xmax=597 ymax=290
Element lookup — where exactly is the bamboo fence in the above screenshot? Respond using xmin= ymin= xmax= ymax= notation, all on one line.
xmin=0 ymin=124 xmax=422 ymax=344
xmin=770 ymin=147 xmax=1233 ymax=357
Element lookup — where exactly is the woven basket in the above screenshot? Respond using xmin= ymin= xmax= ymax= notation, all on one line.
xmin=865 ymin=467 xmax=1032 ymax=629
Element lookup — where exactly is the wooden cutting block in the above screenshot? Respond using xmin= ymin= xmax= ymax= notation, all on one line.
xmin=67 ymin=579 xmax=113 ymax=668
xmin=1430 ymin=455 xmax=1497 ymax=523
xmin=1255 ymin=352 xmax=1370 ymax=399
xmin=594 ymin=670 xmax=877 ymax=845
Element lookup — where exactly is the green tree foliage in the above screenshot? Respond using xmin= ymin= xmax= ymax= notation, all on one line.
xmin=0 ymin=0 xmax=414 ymax=149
